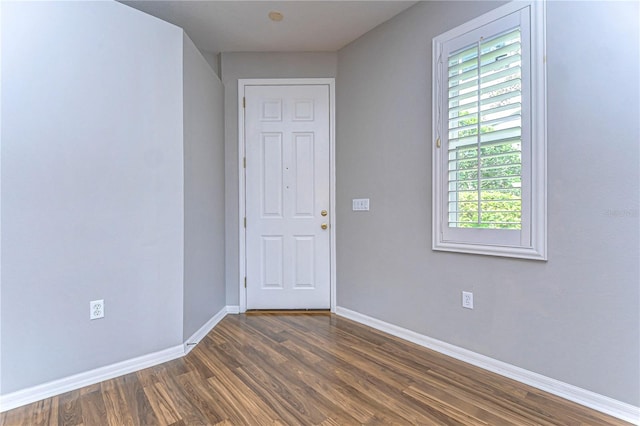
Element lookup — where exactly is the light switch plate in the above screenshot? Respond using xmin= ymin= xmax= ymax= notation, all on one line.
xmin=352 ymin=198 xmax=370 ymax=211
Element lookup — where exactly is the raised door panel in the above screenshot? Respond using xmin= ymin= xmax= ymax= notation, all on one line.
xmin=261 ymin=133 xmax=283 ymax=218
xmin=293 ymin=133 xmax=315 ymax=218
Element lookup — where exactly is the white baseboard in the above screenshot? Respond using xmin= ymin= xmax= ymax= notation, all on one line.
xmin=226 ymin=305 xmax=240 ymax=314
xmin=0 ymin=305 xmax=239 ymax=413
xmin=335 ymin=306 xmax=640 ymax=425
xmin=0 ymin=344 xmax=184 ymax=413
xmin=184 ymin=305 xmax=229 ymax=354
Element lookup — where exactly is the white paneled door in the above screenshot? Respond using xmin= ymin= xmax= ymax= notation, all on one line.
xmin=244 ymin=84 xmax=331 ymax=309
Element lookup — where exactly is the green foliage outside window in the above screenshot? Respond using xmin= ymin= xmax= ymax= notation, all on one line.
xmin=451 ymin=113 xmax=521 ymax=229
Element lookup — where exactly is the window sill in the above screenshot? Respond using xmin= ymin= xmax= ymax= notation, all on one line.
xmin=433 ymin=240 xmax=547 ymax=261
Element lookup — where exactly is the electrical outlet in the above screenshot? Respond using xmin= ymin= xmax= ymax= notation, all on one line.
xmin=462 ymin=291 xmax=474 ymax=309
xmin=90 ymin=299 xmax=104 ymax=320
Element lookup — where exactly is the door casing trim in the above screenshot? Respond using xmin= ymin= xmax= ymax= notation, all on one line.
xmin=238 ymin=78 xmax=336 ymax=313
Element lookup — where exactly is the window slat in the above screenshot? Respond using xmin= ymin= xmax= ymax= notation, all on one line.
xmin=449 ymin=66 xmax=520 ymax=98
xmin=448 ymin=78 xmax=520 ymax=107
xmin=480 ymin=42 xmax=521 ymax=65
xmin=481 ymin=28 xmax=521 ymax=51
xmin=449 ymin=91 xmax=520 ymax=117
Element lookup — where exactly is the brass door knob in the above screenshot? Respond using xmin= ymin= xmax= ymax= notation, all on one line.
xmin=321 ymin=210 xmax=328 ymax=216
xmin=321 ymin=223 xmax=328 ymax=230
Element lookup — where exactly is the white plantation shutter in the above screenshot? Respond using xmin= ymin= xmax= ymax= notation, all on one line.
xmin=447 ymin=27 xmax=523 ymax=230
xmin=432 ymin=1 xmax=547 ymax=260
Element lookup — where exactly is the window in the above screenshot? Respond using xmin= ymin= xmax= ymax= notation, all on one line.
xmin=432 ymin=1 xmax=546 ymax=260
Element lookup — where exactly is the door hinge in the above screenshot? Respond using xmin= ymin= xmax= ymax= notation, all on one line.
xmin=244 ymin=217 xmax=247 ymax=228
xmin=243 ymin=157 xmax=246 ymax=168
xmin=243 ymin=97 xmax=246 ymax=108
xmin=244 ymin=277 xmax=247 ymax=288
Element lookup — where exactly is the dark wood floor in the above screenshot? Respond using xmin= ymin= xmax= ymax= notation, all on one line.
xmin=0 ymin=313 xmax=630 ymax=425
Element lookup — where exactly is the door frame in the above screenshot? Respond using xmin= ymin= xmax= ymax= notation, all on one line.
xmin=238 ymin=78 xmax=336 ymax=313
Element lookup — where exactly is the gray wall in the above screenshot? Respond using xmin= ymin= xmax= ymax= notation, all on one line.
xmin=219 ymin=52 xmax=338 ymax=305
xmin=182 ymin=35 xmax=226 ymax=340
xmin=1 ymin=1 xmax=185 ymax=393
xmin=336 ymin=0 xmax=639 ymax=405
xmin=201 ymin=52 xmax=222 ymax=79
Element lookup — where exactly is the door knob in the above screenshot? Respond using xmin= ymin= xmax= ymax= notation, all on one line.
xmin=321 ymin=210 xmax=328 ymax=217
xmin=321 ymin=223 xmax=328 ymax=230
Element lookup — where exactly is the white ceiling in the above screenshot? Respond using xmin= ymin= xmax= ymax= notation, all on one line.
xmin=119 ymin=1 xmax=418 ymax=55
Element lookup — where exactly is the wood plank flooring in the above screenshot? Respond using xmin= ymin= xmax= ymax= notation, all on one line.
xmin=0 ymin=313 xmax=631 ymax=425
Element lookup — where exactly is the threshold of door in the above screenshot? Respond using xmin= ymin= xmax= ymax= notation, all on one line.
xmin=245 ymin=309 xmax=330 ymax=316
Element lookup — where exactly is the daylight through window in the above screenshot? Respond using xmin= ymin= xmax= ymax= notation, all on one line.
xmin=432 ymin=1 xmax=547 ymax=260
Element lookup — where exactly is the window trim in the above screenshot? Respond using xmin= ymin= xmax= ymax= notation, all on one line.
xmin=432 ymin=0 xmax=547 ymax=260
